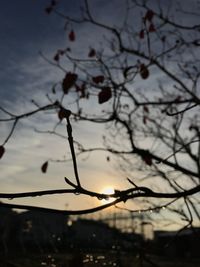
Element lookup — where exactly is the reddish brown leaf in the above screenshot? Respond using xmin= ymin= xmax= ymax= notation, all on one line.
xmin=41 ymin=161 xmax=48 ymax=173
xmin=143 ymin=155 xmax=152 ymax=165
xmin=143 ymin=115 xmax=147 ymax=124
xmin=139 ymin=29 xmax=145 ymax=39
xmin=144 ymin=10 xmax=154 ymax=22
xmin=0 ymin=145 xmax=5 ymax=159
xmin=54 ymin=49 xmax=65 ymax=61
xmin=140 ymin=64 xmax=149 ymax=79
xmin=143 ymin=105 xmax=149 ymax=113
xmin=53 ymin=53 xmax=59 ymax=62
xmin=58 ymin=108 xmax=71 ymax=120
xmin=80 ymin=83 xmax=86 ymax=98
xmin=98 ymin=87 xmax=112 ymax=104
xmin=69 ymin=30 xmax=75 ymax=41
xmin=149 ymin=23 xmax=156 ymax=32
xmin=92 ymin=75 xmax=104 ymax=84
xmin=75 ymin=84 xmax=81 ymax=92
xmin=75 ymin=83 xmax=86 ymax=98
xmin=62 ymin=72 xmax=78 ymax=94
xmin=88 ymin=48 xmax=96 ymax=58
xmin=142 ymin=153 xmax=152 ymax=166
xmin=174 ymin=95 xmax=182 ymax=102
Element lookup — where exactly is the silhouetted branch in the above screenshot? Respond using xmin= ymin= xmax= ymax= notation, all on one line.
xmin=65 ymin=115 xmax=81 ymax=187
xmin=0 ymin=182 xmax=199 ymax=214
xmin=0 ymin=103 xmax=58 ymax=122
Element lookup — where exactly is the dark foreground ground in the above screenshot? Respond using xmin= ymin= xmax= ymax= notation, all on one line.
xmin=1 ymin=252 xmax=200 ymax=267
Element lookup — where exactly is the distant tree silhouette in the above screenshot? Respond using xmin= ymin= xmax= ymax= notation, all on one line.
xmin=0 ymin=0 xmax=200 ymax=231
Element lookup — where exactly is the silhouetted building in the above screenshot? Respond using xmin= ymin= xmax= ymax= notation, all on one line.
xmin=17 ymin=211 xmax=69 ymax=253
xmin=0 ymin=209 xmax=142 ymax=255
xmin=154 ymin=228 xmax=200 ymax=258
xmin=0 ymin=209 xmax=69 ymax=255
xmin=68 ymin=218 xmax=118 ymax=249
xmin=67 ymin=218 xmax=142 ymax=252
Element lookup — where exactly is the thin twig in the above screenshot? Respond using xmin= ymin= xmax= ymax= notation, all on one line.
xmin=66 ymin=116 xmax=81 ymax=187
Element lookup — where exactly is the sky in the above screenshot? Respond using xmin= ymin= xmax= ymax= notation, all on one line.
xmin=0 ymin=0 xmax=132 ymax=213
xmin=0 ymin=0 xmax=199 ymax=231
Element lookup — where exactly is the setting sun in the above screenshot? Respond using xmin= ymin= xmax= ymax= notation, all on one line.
xmin=100 ymin=186 xmax=115 ymax=204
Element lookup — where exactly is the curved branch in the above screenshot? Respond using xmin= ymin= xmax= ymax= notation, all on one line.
xmin=0 ymin=182 xmax=199 ymax=215
xmin=0 ymin=184 xmax=199 ymax=202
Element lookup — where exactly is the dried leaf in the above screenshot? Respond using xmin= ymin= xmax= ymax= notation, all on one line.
xmin=0 ymin=145 xmax=5 ymax=159
xmin=58 ymin=108 xmax=71 ymax=120
xmin=144 ymin=10 xmax=154 ymax=22
xmin=92 ymin=75 xmax=105 ymax=84
xmin=140 ymin=64 xmax=149 ymax=79
xmin=69 ymin=30 xmax=75 ymax=41
xmin=41 ymin=161 xmax=48 ymax=173
xmin=139 ymin=29 xmax=145 ymax=39
xmin=143 ymin=115 xmax=147 ymax=124
xmin=98 ymin=87 xmax=112 ymax=104
xmin=80 ymin=83 xmax=86 ymax=98
xmin=143 ymin=156 xmax=152 ymax=165
xmin=75 ymin=83 xmax=86 ymax=98
xmin=143 ymin=105 xmax=149 ymax=113
xmin=88 ymin=48 xmax=96 ymax=58
xmin=53 ymin=53 xmax=59 ymax=62
xmin=149 ymin=23 xmax=156 ymax=32
xmin=142 ymin=153 xmax=152 ymax=166
xmin=62 ymin=72 xmax=78 ymax=94
xmin=174 ymin=95 xmax=181 ymax=102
